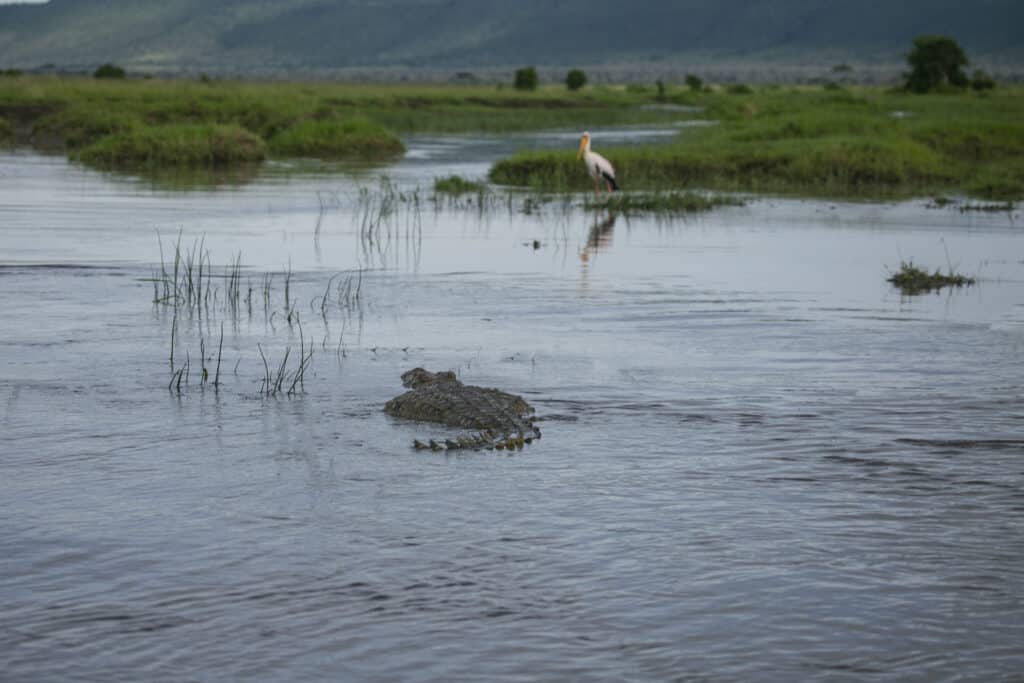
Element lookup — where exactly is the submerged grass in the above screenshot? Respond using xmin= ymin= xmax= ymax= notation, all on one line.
xmin=887 ymin=261 xmax=976 ymax=295
xmin=490 ymin=87 xmax=1024 ymax=200
xmin=433 ymin=174 xmax=487 ymax=195
xmin=584 ymin=191 xmax=743 ymax=214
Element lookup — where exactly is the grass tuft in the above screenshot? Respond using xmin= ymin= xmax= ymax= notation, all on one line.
xmin=887 ymin=261 xmax=975 ymax=295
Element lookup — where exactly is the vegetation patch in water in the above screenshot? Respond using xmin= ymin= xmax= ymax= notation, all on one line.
xmin=584 ymin=191 xmax=742 ymax=213
xmin=887 ymin=261 xmax=976 ymax=295
xmin=0 ymin=116 xmax=10 ymax=144
xmin=433 ymin=174 xmax=487 ymax=195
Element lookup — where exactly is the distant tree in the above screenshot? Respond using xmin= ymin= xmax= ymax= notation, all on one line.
xmin=655 ymin=79 xmax=666 ymax=99
xmin=566 ymin=68 xmax=587 ymax=91
xmin=904 ymin=35 xmax=968 ymax=93
xmin=685 ymin=74 xmax=703 ymax=92
xmin=514 ymin=66 xmax=538 ymax=91
xmin=93 ymin=63 xmax=126 ymax=79
xmin=970 ymin=68 xmax=996 ymax=91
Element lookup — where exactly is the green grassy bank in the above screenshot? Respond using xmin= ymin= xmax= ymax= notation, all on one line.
xmin=490 ymin=86 xmax=1024 ymax=200
xmin=0 ymin=76 xmax=675 ymax=172
xmin=2 ymin=77 xmax=1021 ymax=200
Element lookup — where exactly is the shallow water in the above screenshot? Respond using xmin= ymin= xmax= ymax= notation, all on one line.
xmin=2 ymin=137 xmax=1024 ymax=682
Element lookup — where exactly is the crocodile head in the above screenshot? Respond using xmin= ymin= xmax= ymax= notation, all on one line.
xmin=400 ymin=367 xmax=460 ymax=389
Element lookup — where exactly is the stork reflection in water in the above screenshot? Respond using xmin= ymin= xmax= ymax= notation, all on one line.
xmin=580 ymin=211 xmax=617 ymax=264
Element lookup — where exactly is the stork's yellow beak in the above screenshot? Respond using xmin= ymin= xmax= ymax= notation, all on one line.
xmin=576 ymin=135 xmax=588 ymax=160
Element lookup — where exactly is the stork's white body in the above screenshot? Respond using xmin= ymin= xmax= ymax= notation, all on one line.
xmin=577 ymin=132 xmax=618 ymax=199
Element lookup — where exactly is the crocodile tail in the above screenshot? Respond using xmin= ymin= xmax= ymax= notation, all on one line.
xmin=411 ymin=428 xmax=539 ymax=451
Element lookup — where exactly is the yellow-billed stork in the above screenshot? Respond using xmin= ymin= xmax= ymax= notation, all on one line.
xmin=577 ymin=131 xmax=618 ymax=198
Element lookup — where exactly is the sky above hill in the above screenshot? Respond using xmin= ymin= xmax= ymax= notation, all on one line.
xmin=1 ymin=0 xmax=1021 ymax=77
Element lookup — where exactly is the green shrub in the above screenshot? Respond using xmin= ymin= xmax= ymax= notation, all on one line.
xmin=514 ymin=66 xmax=538 ymax=91
xmin=566 ymin=69 xmax=587 ymax=92
xmin=727 ymin=83 xmax=754 ymax=95
xmin=904 ymin=35 xmax=969 ymax=93
xmin=970 ymin=69 xmax=996 ymax=91
xmin=93 ymin=63 xmax=126 ymax=79
xmin=685 ymin=74 xmax=703 ymax=92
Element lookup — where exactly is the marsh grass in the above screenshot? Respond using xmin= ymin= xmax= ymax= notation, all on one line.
xmin=257 ymin=322 xmax=314 ymax=397
xmin=0 ymin=76 xmax=680 ymax=172
xmin=887 ymin=261 xmax=976 ymax=295
xmin=584 ymin=191 xmax=743 ymax=214
xmin=268 ymin=117 xmax=404 ymax=160
xmin=151 ymin=227 xmax=383 ymax=395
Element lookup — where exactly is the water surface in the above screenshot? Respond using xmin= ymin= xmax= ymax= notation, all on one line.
xmin=2 ymin=138 xmax=1024 ymax=681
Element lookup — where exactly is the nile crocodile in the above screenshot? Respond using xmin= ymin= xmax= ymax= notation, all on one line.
xmin=384 ymin=368 xmax=541 ymax=451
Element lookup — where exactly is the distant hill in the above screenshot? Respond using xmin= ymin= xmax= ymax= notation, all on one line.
xmin=1 ymin=0 xmax=1021 ymax=78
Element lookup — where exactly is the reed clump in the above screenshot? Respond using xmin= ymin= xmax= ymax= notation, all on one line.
xmin=887 ymin=261 xmax=975 ymax=295
xmin=152 ymin=230 xmax=384 ymax=396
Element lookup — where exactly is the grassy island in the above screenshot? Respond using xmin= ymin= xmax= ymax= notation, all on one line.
xmin=490 ymin=86 xmax=1024 ymax=201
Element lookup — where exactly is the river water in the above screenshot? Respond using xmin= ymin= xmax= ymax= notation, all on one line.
xmin=2 ymin=132 xmax=1023 ymax=681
